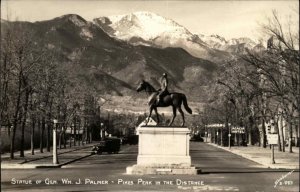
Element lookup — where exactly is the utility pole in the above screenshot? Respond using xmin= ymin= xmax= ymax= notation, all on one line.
xmin=271 ymin=144 xmax=275 ymax=164
xmin=53 ymin=119 xmax=59 ymax=164
xmin=228 ymin=124 xmax=231 ymax=149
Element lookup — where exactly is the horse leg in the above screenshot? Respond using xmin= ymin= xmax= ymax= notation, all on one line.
xmin=154 ymin=107 xmax=160 ymax=125
xmin=168 ymin=106 xmax=177 ymax=126
xmin=146 ymin=106 xmax=154 ymax=125
xmin=178 ymin=107 xmax=185 ymax=127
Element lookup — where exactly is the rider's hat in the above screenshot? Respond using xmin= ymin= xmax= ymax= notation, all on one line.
xmin=163 ymin=73 xmax=167 ymax=77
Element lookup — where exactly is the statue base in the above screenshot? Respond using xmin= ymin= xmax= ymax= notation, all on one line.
xmin=126 ymin=164 xmax=198 ymax=175
xmin=126 ymin=126 xmax=199 ymax=175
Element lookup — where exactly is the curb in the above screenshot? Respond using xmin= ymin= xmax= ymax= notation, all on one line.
xmin=1 ymin=145 xmax=93 ymax=164
xmin=1 ymin=150 xmax=94 ymax=169
xmin=60 ymin=153 xmax=93 ymax=168
xmin=207 ymin=143 xmax=299 ymax=170
xmin=21 ymin=145 xmax=92 ymax=164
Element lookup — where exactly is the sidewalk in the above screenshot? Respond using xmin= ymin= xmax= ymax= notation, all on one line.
xmin=208 ymin=143 xmax=299 ymax=169
xmin=1 ymin=143 xmax=94 ymax=169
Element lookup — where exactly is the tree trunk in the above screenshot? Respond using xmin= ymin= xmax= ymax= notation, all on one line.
xmin=31 ymin=117 xmax=35 ymax=155
xmin=46 ymin=102 xmax=53 ymax=152
xmin=261 ymin=118 xmax=267 ymax=148
xmin=258 ymin=95 xmax=267 ymax=148
xmin=40 ymin=117 xmax=45 ymax=153
xmin=62 ymin=108 xmax=67 ymax=149
xmin=288 ymin=121 xmax=293 ymax=153
xmin=8 ymin=124 xmax=11 ymax=137
xmin=278 ymin=133 xmax=282 ymax=151
xmin=83 ymin=119 xmax=87 ymax=145
xmin=70 ymin=126 xmax=72 ymax=148
xmin=10 ymin=124 xmax=17 ymax=159
xmin=82 ymin=125 xmax=85 ymax=146
xmin=85 ymin=122 xmax=88 ymax=144
xmin=63 ymin=130 xmax=66 ymax=149
xmin=30 ymin=92 xmax=35 ymax=155
xmin=280 ymin=116 xmax=285 ymax=152
xmin=276 ymin=119 xmax=282 ymax=152
xmin=46 ymin=122 xmax=51 ymax=152
xmin=78 ymin=120 xmax=81 ymax=146
xmin=85 ymin=125 xmax=89 ymax=144
xmin=295 ymin=123 xmax=299 ymax=147
xmin=10 ymin=74 xmax=22 ymax=159
xmin=248 ymin=115 xmax=256 ymax=146
xmin=234 ymin=133 xmax=237 ymax=146
xmin=74 ymin=123 xmax=76 ymax=146
xmin=215 ymin=129 xmax=217 ymax=144
xmin=37 ymin=117 xmax=41 ymax=152
xmin=59 ymin=127 xmax=63 ymax=149
xmin=248 ymin=122 xmax=255 ymax=146
xmin=248 ymin=125 xmax=252 ymax=146
xmin=20 ymin=89 xmax=29 ymax=157
xmin=89 ymin=126 xmax=92 ymax=143
xmin=296 ymin=111 xmax=300 ymax=147
xmin=20 ymin=116 xmax=25 ymax=157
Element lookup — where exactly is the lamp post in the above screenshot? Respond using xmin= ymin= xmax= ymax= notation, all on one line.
xmin=204 ymin=124 xmax=208 ymax=143
xmin=221 ymin=126 xmax=223 ymax=146
xmin=205 ymin=124 xmax=208 ymax=142
xmin=228 ymin=124 xmax=231 ymax=149
xmin=216 ymin=131 xmax=219 ymax=145
xmin=100 ymin=122 xmax=104 ymax=140
xmin=53 ymin=119 xmax=59 ymax=164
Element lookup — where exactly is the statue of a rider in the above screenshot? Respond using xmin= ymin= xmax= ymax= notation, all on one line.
xmin=157 ymin=73 xmax=169 ymax=104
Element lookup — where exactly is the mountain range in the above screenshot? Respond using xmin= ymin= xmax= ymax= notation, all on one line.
xmin=2 ymin=12 xmax=264 ymax=111
xmin=94 ymin=11 xmax=264 ymax=61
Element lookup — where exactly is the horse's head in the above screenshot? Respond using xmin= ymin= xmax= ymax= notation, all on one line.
xmin=136 ymin=80 xmax=147 ymax=92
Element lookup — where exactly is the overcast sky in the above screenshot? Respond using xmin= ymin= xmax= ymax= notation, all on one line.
xmin=1 ymin=0 xmax=298 ymax=40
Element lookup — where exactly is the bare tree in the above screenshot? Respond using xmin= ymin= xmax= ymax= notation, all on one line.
xmin=243 ymin=10 xmax=299 ymax=152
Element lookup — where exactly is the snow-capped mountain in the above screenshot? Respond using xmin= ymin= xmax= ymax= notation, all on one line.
xmin=100 ymin=11 xmax=193 ymax=43
xmin=93 ymin=11 xmax=230 ymax=62
xmin=93 ymin=11 xmax=262 ymax=62
xmin=199 ymin=34 xmax=228 ymax=50
xmin=199 ymin=34 xmax=261 ymax=53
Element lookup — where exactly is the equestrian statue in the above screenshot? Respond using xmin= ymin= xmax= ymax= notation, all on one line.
xmin=136 ymin=73 xmax=192 ymax=127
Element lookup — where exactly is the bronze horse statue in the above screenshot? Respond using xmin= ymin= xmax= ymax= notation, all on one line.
xmin=136 ymin=80 xmax=192 ymax=126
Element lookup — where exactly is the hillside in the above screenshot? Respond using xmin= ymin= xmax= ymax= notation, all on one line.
xmin=2 ymin=14 xmax=217 ymax=110
xmin=93 ymin=12 xmax=263 ymax=63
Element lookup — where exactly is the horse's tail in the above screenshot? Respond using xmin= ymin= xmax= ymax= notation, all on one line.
xmin=182 ymin=94 xmax=192 ymax=114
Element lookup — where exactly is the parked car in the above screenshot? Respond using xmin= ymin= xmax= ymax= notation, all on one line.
xmin=120 ymin=136 xmax=129 ymax=145
xmin=239 ymin=140 xmax=248 ymax=146
xmin=91 ymin=137 xmax=121 ymax=155
xmin=190 ymin=134 xmax=204 ymax=142
xmin=127 ymin=135 xmax=139 ymax=145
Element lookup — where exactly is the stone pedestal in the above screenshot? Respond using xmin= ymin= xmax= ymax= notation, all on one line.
xmin=126 ymin=126 xmax=198 ymax=175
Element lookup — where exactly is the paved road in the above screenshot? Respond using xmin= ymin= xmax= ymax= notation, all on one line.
xmin=1 ymin=142 xmax=299 ymax=191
